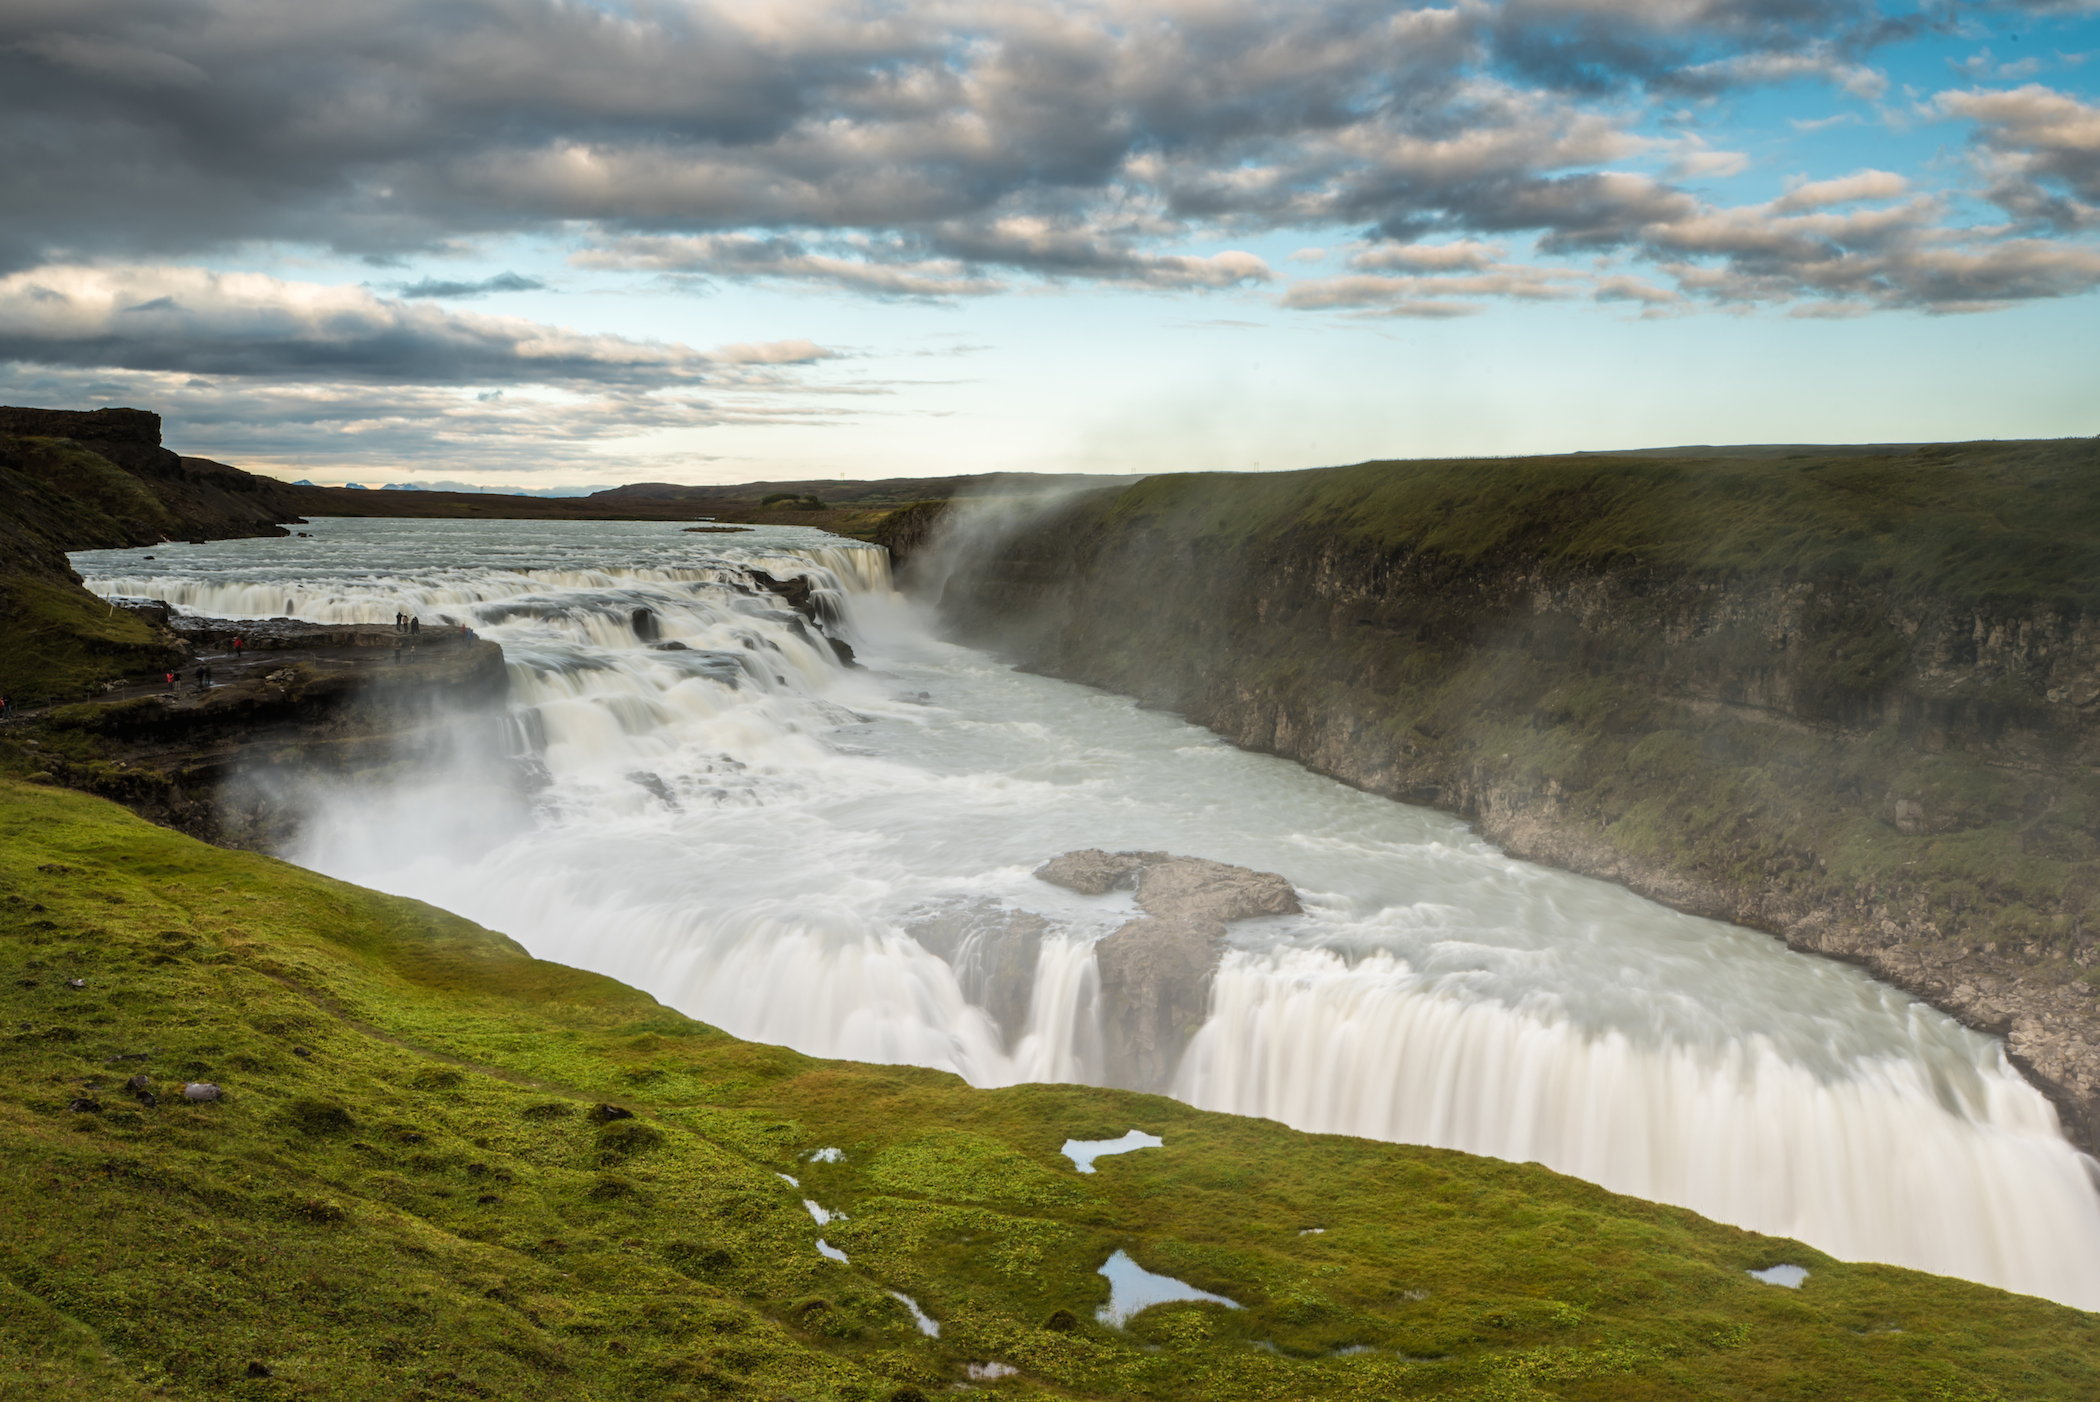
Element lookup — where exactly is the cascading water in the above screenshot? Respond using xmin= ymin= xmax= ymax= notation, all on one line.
xmin=74 ymin=517 xmax=2100 ymax=1311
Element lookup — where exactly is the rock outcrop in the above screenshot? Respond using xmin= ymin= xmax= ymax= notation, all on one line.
xmin=1037 ymin=849 xmax=1301 ymax=1092
xmin=905 ymin=900 xmax=1049 ymax=1049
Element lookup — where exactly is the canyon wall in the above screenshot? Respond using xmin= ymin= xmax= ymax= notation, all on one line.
xmin=922 ymin=441 xmax=2100 ymax=1148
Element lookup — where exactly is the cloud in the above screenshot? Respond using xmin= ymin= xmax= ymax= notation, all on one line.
xmin=0 ymin=264 xmax=835 ymax=385
xmin=0 ymin=0 xmax=1920 ymax=286
xmin=1936 ymin=84 xmax=2100 ymax=231
xmin=1672 ymin=47 xmax=1891 ymax=101
xmin=396 ymin=271 xmax=547 ymax=298
xmin=0 ymin=0 xmax=2087 ymax=382
xmin=1283 ymin=265 xmax=1581 ymax=310
xmin=1350 ymin=240 xmax=1507 ymax=272
xmin=574 ymin=234 xmax=1009 ymax=298
xmin=1771 ymin=168 xmax=1909 ymax=212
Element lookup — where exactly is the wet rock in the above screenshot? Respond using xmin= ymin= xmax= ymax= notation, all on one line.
xmin=828 ymin=636 xmax=858 ymax=668
xmin=907 ymin=900 xmax=1048 ymax=1049
xmin=1135 ymin=856 xmax=1300 ymax=923
xmin=749 ymin=569 xmax=816 ymax=620
xmin=631 ymin=606 xmax=660 ymax=641
xmin=1037 ymin=849 xmax=1303 ymax=1092
xmin=626 ymin=771 xmax=680 ymax=809
xmin=182 ymin=1082 xmax=222 ymax=1102
xmin=651 ymin=640 xmax=689 ymax=651
xmin=1034 ymin=849 xmax=1163 ymax=896
xmin=1094 ymin=915 xmax=1230 ymax=1092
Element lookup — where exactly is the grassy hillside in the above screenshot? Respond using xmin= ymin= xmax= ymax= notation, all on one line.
xmin=3 ymin=774 xmax=2098 ymax=1400
xmin=1100 ymin=438 xmax=2100 ymax=611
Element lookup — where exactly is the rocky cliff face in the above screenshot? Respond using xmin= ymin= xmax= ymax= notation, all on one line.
xmin=922 ymin=444 xmax=2100 ymax=1149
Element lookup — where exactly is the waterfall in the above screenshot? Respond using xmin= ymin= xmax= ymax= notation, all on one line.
xmin=72 ymin=516 xmax=2100 ymax=1311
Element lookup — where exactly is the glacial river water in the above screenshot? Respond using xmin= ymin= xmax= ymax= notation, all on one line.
xmin=73 ymin=517 xmax=2100 ymax=1310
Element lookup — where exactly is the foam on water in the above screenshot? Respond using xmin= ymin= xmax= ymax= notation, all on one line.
xmin=71 ymin=516 xmax=2100 ymax=1310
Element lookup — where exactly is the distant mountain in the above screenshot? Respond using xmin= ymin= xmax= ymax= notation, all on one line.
xmin=590 ymin=471 xmax=1144 ymax=507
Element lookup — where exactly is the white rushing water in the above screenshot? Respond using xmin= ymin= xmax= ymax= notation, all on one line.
xmin=74 ymin=517 xmax=2100 ymax=1310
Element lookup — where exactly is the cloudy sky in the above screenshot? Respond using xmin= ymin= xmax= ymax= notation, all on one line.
xmin=3 ymin=0 xmax=2096 ymax=488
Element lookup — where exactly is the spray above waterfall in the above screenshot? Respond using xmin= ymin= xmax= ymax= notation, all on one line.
xmin=71 ymin=516 xmax=2100 ymax=1312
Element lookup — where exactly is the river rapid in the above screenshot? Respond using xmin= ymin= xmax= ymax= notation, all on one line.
xmin=74 ymin=516 xmax=2100 ymax=1310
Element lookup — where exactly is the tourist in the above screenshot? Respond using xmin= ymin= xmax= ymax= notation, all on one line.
xmin=232 ymin=636 xmax=243 ymax=654
xmin=410 ymin=615 xmax=420 ymax=635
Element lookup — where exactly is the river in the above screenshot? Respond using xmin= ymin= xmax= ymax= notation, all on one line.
xmin=73 ymin=515 xmax=2100 ymax=1310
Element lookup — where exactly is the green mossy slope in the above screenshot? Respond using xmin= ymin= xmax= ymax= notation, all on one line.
xmin=1096 ymin=440 xmax=2100 ymax=610
xmin=3 ymin=777 xmax=2097 ymax=1400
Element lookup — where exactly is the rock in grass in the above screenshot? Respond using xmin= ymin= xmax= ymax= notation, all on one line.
xmin=182 ymin=1082 xmax=222 ymax=1102
xmin=1043 ymin=1308 xmax=1079 ymax=1333
xmin=589 ymin=1103 xmax=635 ymax=1123
xmin=68 ymin=1097 xmax=102 ymax=1113
xmin=136 ymin=1091 xmax=158 ymax=1108
xmin=65 ymin=978 xmax=86 ymax=990
xmin=124 ymin=1074 xmax=152 ymax=1094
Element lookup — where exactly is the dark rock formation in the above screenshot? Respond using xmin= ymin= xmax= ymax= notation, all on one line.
xmin=749 ymin=569 xmax=816 ymax=620
xmin=29 ymin=619 xmax=516 ymax=849
xmin=1036 ymin=850 xmax=1301 ymax=1092
xmin=907 ymin=900 xmax=1048 ymax=1048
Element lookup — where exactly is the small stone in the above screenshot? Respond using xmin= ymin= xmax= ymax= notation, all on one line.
xmin=136 ymin=1091 xmax=158 ymax=1108
xmin=125 ymin=1074 xmax=152 ymax=1094
xmin=182 ymin=1082 xmax=222 ymax=1102
xmin=245 ymin=1361 xmax=273 ymax=1379
xmin=65 ymin=978 xmax=86 ymax=990
xmin=589 ymin=1103 xmax=635 ymax=1124
xmin=293 ymin=1046 xmax=312 ymax=1057
xmin=69 ymin=1098 xmax=102 ymax=1114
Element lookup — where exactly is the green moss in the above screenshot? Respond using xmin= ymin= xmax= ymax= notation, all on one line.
xmin=0 ymin=574 xmax=183 ymax=705
xmin=1102 ymin=440 xmax=2100 ymax=610
xmin=3 ymin=779 xmax=2099 ymax=1399
xmin=12 ymin=439 xmax=181 ymax=539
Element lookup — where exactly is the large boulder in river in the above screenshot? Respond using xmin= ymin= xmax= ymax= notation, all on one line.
xmin=906 ymin=900 xmax=1049 ymax=1050
xmin=1033 ymin=848 xmax=1164 ymax=896
xmin=1036 ymin=850 xmax=1302 ymax=1092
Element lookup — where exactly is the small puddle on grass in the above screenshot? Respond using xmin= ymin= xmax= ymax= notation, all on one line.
xmin=1095 ymin=1249 xmax=1241 ymax=1326
xmin=1062 ymin=1130 xmax=1163 ymax=1174
xmin=889 ymin=1290 xmax=939 ymax=1337
xmin=1748 ymin=1265 xmax=1809 ymax=1288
